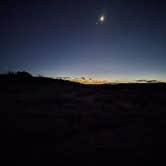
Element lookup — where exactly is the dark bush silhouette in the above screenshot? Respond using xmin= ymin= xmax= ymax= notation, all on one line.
xmin=16 ymin=71 xmax=32 ymax=78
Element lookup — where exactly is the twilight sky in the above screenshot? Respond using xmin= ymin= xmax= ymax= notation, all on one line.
xmin=0 ymin=0 xmax=166 ymax=82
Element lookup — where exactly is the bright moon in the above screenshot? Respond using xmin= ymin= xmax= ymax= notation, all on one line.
xmin=100 ymin=15 xmax=105 ymax=22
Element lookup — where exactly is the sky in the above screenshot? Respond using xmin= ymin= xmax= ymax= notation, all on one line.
xmin=0 ymin=0 xmax=166 ymax=82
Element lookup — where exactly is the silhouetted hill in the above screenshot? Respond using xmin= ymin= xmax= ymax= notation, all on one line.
xmin=0 ymin=72 xmax=82 ymax=93
xmin=0 ymin=72 xmax=166 ymax=165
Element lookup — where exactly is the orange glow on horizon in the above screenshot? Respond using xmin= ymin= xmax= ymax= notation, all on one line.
xmin=69 ymin=78 xmax=166 ymax=85
xmin=72 ymin=79 xmax=109 ymax=85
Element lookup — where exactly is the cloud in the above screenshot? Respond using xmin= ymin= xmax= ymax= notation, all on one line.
xmin=135 ymin=79 xmax=165 ymax=83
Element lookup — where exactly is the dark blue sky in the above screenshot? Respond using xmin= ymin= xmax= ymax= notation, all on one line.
xmin=0 ymin=0 xmax=166 ymax=82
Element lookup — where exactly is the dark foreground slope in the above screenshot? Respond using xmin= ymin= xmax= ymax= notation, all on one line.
xmin=0 ymin=73 xmax=166 ymax=165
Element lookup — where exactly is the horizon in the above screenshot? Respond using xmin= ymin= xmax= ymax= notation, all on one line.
xmin=1 ymin=71 xmax=165 ymax=84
